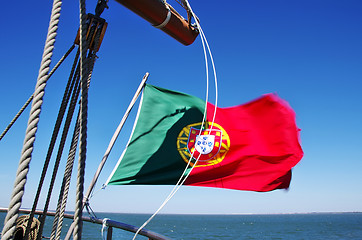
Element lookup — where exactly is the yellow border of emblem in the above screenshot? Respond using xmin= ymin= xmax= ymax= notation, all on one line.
xmin=176 ymin=122 xmax=230 ymax=167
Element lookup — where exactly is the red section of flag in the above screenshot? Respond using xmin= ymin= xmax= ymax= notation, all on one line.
xmin=185 ymin=94 xmax=303 ymax=192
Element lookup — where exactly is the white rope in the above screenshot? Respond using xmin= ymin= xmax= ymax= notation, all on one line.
xmin=185 ymin=0 xmax=219 ymax=130
xmin=101 ymin=218 xmax=110 ymax=240
xmin=153 ymin=3 xmax=172 ymax=29
xmin=1 ymin=0 xmax=63 ymax=239
xmin=132 ymin=152 xmax=201 ymax=240
xmin=200 ymin=27 xmax=219 ymax=129
xmin=132 ymin=1 xmax=219 ymax=239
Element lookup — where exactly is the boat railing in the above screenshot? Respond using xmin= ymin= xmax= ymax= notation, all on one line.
xmin=0 ymin=208 xmax=172 ymax=240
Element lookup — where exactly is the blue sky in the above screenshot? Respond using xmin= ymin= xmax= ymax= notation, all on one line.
xmin=0 ymin=0 xmax=361 ymax=215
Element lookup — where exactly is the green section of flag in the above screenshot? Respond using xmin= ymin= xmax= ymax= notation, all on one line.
xmin=108 ymin=84 xmax=205 ymax=185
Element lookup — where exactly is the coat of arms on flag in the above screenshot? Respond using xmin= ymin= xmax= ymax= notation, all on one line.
xmin=177 ymin=122 xmax=230 ymax=167
xmin=195 ymin=134 xmax=215 ymax=155
xmin=188 ymin=127 xmax=222 ymax=161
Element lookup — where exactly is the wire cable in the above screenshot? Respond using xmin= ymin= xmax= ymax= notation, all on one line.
xmin=132 ymin=0 xmax=219 ymax=238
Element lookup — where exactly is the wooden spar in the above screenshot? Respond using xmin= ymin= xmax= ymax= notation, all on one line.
xmin=114 ymin=0 xmax=199 ymax=45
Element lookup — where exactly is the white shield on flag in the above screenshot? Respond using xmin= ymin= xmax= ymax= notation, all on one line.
xmin=195 ymin=135 xmax=215 ymax=154
xmin=187 ymin=127 xmax=223 ymax=162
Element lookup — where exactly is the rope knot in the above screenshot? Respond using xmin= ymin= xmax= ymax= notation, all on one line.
xmin=14 ymin=215 xmax=40 ymax=240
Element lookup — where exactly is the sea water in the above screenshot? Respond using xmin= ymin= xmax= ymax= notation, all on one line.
xmin=1 ymin=212 xmax=362 ymax=239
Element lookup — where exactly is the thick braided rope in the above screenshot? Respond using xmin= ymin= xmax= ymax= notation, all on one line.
xmin=62 ymin=26 xmax=102 ymax=240
xmin=53 ymin=111 xmax=81 ymax=240
xmin=73 ymin=0 xmax=88 ymax=239
xmin=1 ymin=1 xmax=62 ymax=239
xmin=35 ymin=62 xmax=81 ymax=240
xmin=24 ymin=48 xmax=79 ymax=240
xmin=50 ymin=31 xmax=99 ymax=239
xmin=0 ymin=44 xmax=75 ymax=142
xmin=80 ymin=28 xmax=105 ymax=206
xmin=41 ymin=64 xmax=80 ymax=239
xmin=50 ymin=58 xmax=80 ymax=240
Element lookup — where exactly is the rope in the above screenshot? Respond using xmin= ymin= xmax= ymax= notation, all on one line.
xmin=24 ymin=50 xmax=80 ymax=240
xmin=0 ymin=44 xmax=75 ymax=142
xmin=175 ymin=0 xmax=187 ymax=10
xmin=13 ymin=215 xmax=40 ymax=240
xmin=81 ymin=31 xmax=113 ymax=206
xmin=53 ymin=111 xmax=81 ymax=240
xmin=2 ymin=46 xmax=76 ymax=240
xmin=73 ymin=0 xmax=89 ymax=238
xmin=153 ymin=3 xmax=171 ymax=29
xmin=84 ymin=27 xmax=101 ymax=90
xmin=85 ymin=201 xmax=98 ymax=222
xmin=63 ymin=18 xmax=104 ymax=240
xmin=36 ymin=62 xmax=82 ymax=240
xmin=48 ymin=57 xmax=80 ymax=240
xmin=48 ymin=44 xmax=77 ymax=79
xmin=1 ymin=0 xmax=62 ymax=239
xmin=132 ymin=1 xmax=219 ymax=239
xmin=49 ymin=28 xmax=99 ymax=240
xmin=132 ymin=150 xmax=202 ymax=240
xmin=184 ymin=0 xmax=219 ymax=127
xmin=101 ymin=218 xmax=110 ymax=240
xmin=0 ymin=97 xmax=32 ymax=142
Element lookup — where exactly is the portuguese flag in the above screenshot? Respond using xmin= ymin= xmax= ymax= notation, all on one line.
xmin=107 ymin=84 xmax=303 ymax=192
